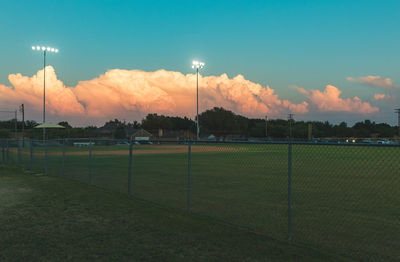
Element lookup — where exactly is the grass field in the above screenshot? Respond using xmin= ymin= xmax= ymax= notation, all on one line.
xmin=3 ymin=141 xmax=400 ymax=261
xmin=0 ymin=164 xmax=349 ymax=261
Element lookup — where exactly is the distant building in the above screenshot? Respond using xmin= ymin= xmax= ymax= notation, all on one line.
xmin=157 ymin=129 xmax=196 ymax=140
xmin=130 ymin=128 xmax=153 ymax=141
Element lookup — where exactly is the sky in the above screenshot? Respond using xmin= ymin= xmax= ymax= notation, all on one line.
xmin=0 ymin=0 xmax=399 ymax=126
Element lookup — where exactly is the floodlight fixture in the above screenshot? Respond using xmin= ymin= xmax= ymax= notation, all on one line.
xmin=33 ymin=45 xmax=59 ymax=53
xmin=192 ymin=60 xmax=205 ymax=69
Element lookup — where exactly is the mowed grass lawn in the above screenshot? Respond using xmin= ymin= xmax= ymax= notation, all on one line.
xmin=0 ymin=165 xmax=348 ymax=262
xmin=5 ymin=142 xmax=400 ymax=261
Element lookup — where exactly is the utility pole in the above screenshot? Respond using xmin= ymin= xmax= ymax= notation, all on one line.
xmin=396 ymin=108 xmax=400 ymax=137
xmin=20 ymin=104 xmax=25 ymax=147
xmin=265 ymin=115 xmax=268 ymax=137
xmin=288 ymin=113 xmax=294 ymax=140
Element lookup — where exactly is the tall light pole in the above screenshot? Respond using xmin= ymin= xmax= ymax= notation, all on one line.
xmin=192 ymin=60 xmax=205 ymax=140
xmin=32 ymin=45 xmax=59 ymax=143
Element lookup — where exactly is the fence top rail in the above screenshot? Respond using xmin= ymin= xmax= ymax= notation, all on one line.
xmin=1 ymin=138 xmax=399 ymax=148
xmin=181 ymin=140 xmax=400 ymax=147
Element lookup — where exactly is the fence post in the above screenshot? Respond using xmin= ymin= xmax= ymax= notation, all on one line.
xmin=128 ymin=137 xmax=133 ymax=197
xmin=1 ymin=140 xmax=4 ymax=163
xmin=30 ymin=140 xmax=33 ymax=171
xmin=288 ymin=140 xmax=293 ymax=241
xmin=62 ymin=139 xmax=65 ymax=177
xmin=17 ymin=139 xmax=21 ymax=165
xmin=6 ymin=139 xmax=9 ymax=162
xmin=187 ymin=141 xmax=192 ymax=213
xmin=88 ymin=139 xmax=92 ymax=184
xmin=44 ymin=139 xmax=47 ymax=174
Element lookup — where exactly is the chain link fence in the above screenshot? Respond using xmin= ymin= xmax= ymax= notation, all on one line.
xmin=1 ymin=138 xmax=399 ymax=261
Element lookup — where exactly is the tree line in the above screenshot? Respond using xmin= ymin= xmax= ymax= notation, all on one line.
xmin=0 ymin=107 xmax=398 ymax=139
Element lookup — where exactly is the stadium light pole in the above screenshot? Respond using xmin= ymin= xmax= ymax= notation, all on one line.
xmin=192 ymin=60 xmax=205 ymax=140
xmin=31 ymin=46 xmax=59 ymax=143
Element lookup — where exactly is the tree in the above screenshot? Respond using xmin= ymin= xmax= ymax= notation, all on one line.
xmin=114 ymin=125 xmax=126 ymax=139
xmin=141 ymin=114 xmax=195 ymax=132
xmin=199 ymin=107 xmax=240 ymax=139
xmin=58 ymin=121 xmax=72 ymax=129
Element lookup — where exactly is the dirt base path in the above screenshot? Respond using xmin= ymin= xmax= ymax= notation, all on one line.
xmin=12 ymin=145 xmax=237 ymax=156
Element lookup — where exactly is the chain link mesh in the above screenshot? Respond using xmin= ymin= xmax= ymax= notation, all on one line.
xmin=1 ymin=138 xmax=399 ymax=261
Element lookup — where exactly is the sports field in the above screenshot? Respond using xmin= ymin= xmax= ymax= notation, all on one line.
xmin=2 ymin=165 xmax=349 ymax=261
xmin=4 ymin=141 xmax=400 ymax=261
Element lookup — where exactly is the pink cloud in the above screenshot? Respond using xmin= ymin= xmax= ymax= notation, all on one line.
xmin=347 ymin=76 xmax=396 ymax=90
xmin=293 ymin=84 xmax=379 ymax=114
xmin=1 ymin=67 xmax=84 ymax=116
xmin=372 ymin=93 xmax=396 ymax=102
xmin=0 ymin=67 xmax=309 ymax=125
xmin=307 ymin=85 xmax=379 ymax=114
xmin=373 ymin=94 xmax=387 ymax=100
xmin=290 ymin=85 xmax=309 ymax=96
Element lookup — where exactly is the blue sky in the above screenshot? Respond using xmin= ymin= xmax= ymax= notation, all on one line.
xmin=0 ymin=0 xmax=399 ymax=124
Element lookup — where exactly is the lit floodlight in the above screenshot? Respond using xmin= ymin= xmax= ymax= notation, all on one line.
xmin=192 ymin=60 xmax=205 ymax=69
xmin=34 ymin=46 xmax=58 ymax=53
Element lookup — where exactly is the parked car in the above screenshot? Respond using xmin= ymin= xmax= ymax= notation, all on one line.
xmin=377 ymin=139 xmax=391 ymax=144
xmin=134 ymin=141 xmax=153 ymax=145
xmin=115 ymin=141 xmax=129 ymax=146
xmin=362 ymin=139 xmax=373 ymax=143
xmin=346 ymin=138 xmax=357 ymax=143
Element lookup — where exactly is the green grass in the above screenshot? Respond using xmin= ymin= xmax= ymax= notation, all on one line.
xmin=3 ymin=143 xmax=400 ymax=261
xmin=0 ymin=164 xmax=347 ymax=261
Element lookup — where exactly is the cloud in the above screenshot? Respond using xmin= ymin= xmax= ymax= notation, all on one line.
xmin=1 ymin=67 xmax=84 ymax=116
xmin=347 ymin=76 xmax=396 ymax=90
xmin=0 ymin=67 xmax=309 ymax=125
xmin=290 ymin=85 xmax=309 ymax=96
xmin=294 ymin=85 xmax=379 ymax=114
xmin=373 ymin=93 xmax=395 ymax=101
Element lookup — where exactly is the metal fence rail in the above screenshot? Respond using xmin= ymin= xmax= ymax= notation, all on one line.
xmin=1 ymin=138 xmax=399 ymax=261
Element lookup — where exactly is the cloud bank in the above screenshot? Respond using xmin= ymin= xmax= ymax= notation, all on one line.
xmin=292 ymin=85 xmax=379 ymax=114
xmin=0 ymin=67 xmax=381 ymax=125
xmin=347 ymin=76 xmax=397 ymax=90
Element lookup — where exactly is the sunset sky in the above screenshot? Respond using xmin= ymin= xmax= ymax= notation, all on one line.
xmin=0 ymin=0 xmax=399 ymax=126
